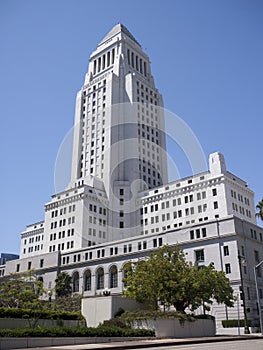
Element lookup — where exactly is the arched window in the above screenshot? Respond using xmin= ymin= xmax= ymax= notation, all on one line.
xmin=109 ymin=265 xmax=118 ymax=288
xmin=72 ymin=271 xmax=79 ymax=292
xmin=83 ymin=270 xmax=92 ymax=291
xmin=96 ymin=267 xmax=104 ymax=290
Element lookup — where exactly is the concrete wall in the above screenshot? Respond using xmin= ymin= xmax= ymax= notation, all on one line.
xmin=82 ymin=295 xmax=148 ymax=327
xmin=0 ymin=336 xmax=152 ymax=350
xmin=133 ymin=318 xmax=216 ymax=338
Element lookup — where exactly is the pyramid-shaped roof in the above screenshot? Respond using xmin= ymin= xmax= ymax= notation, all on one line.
xmin=99 ymin=24 xmax=141 ymax=47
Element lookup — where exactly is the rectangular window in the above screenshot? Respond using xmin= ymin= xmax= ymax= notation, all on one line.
xmin=214 ymin=201 xmax=218 ymax=209
xmin=202 ymin=228 xmax=207 ymax=237
xmin=225 ymin=263 xmax=231 ymax=274
xmin=223 ymin=246 xmax=229 ymax=256
xmin=190 ymin=230 xmax=194 ymax=240
xmin=40 ymin=259 xmax=44 ymax=268
xmin=212 ymin=188 xmax=217 ymax=196
xmin=196 ymin=229 xmax=200 ymax=238
xmin=195 ymin=249 xmax=204 ymax=263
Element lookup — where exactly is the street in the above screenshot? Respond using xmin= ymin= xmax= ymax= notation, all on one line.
xmin=16 ymin=338 xmax=263 ymax=350
xmin=140 ymin=339 xmax=263 ymax=350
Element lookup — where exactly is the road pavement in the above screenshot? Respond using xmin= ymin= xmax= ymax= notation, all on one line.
xmin=15 ymin=336 xmax=263 ymax=350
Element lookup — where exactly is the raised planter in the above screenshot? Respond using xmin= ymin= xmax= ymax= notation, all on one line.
xmin=132 ymin=318 xmax=216 ymax=338
xmin=0 ymin=337 xmax=153 ymax=350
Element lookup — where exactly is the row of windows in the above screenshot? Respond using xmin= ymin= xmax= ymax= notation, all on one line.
xmin=49 ymin=241 xmax=74 ymax=252
xmin=190 ymin=228 xmax=207 ymax=240
xmin=50 ymin=229 xmax=74 ymax=241
xmin=89 ymin=205 xmax=107 ymax=215
xmin=61 ymin=238 xmax=161 ymax=266
xmin=50 ymin=217 xmax=75 ymax=229
xmin=51 ymin=205 xmax=76 ymax=218
xmin=142 ymin=214 xmax=220 ymax=235
xmin=142 ymin=202 xmax=219 ymax=227
xmin=142 ymin=189 xmax=218 ymax=214
xmin=26 ymin=244 xmax=43 ymax=253
xmin=89 ymin=216 xmax=107 ymax=226
xmin=24 ymin=235 xmax=43 ymax=245
xmin=232 ymin=203 xmax=252 ymax=218
xmin=88 ymin=228 xmax=106 ymax=239
xmin=231 ymin=190 xmax=250 ymax=206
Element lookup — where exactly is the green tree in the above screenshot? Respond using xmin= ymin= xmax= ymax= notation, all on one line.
xmin=123 ymin=245 xmax=234 ymax=313
xmin=52 ymin=294 xmax=81 ymax=312
xmin=0 ymin=270 xmax=47 ymax=328
xmin=189 ymin=264 xmax=235 ymax=313
xmin=256 ymin=199 xmax=263 ymax=221
xmin=55 ymin=272 xmax=72 ymax=297
xmin=0 ymin=270 xmax=45 ymax=309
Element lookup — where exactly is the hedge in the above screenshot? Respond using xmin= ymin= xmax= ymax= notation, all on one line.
xmin=0 ymin=308 xmax=82 ymax=321
xmin=222 ymin=319 xmax=252 ymax=328
xmin=0 ymin=326 xmax=154 ymax=338
xmin=119 ymin=310 xmax=214 ymax=323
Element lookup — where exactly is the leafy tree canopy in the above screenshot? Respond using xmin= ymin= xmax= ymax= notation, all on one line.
xmin=123 ymin=245 xmax=234 ymax=313
xmin=0 ymin=270 xmax=45 ymax=309
xmin=55 ymin=272 xmax=72 ymax=297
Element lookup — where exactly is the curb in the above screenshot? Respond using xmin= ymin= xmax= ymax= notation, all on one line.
xmin=84 ymin=335 xmax=263 ymax=350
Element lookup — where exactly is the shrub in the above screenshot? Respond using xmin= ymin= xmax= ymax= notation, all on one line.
xmin=119 ymin=310 xmax=196 ymax=323
xmin=0 ymin=307 xmax=83 ymax=321
xmin=222 ymin=319 xmax=252 ymax=328
xmin=101 ymin=318 xmax=129 ymax=329
xmin=0 ymin=326 xmax=154 ymax=338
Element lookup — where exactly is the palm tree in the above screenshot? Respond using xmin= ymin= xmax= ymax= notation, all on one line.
xmin=256 ymin=199 xmax=263 ymax=221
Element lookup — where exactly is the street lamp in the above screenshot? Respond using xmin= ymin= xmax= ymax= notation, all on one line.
xmin=254 ymin=260 xmax=263 ymax=334
xmin=238 ymin=254 xmax=250 ymax=334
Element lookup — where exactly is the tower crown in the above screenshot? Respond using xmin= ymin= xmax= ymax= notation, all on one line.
xmin=98 ymin=23 xmax=141 ymax=47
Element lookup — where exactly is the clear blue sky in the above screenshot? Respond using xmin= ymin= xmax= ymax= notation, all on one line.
xmin=1 ymin=0 xmax=262 ymax=254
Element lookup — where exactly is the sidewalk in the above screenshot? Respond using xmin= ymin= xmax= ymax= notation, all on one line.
xmin=12 ymin=334 xmax=263 ymax=350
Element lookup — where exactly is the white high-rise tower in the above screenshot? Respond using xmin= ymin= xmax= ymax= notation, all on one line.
xmin=70 ymin=24 xmax=168 ymax=239
xmin=71 ymin=24 xmax=167 ymax=188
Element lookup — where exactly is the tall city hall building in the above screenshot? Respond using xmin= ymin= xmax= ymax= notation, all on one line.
xmin=1 ymin=24 xmax=262 ymax=332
